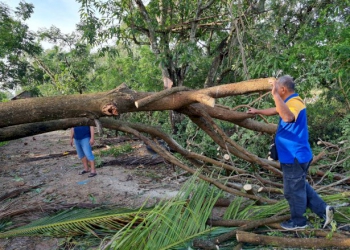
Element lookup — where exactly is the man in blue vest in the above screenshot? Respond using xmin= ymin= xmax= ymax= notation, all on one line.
xmin=70 ymin=126 xmax=97 ymax=177
xmin=248 ymin=75 xmax=334 ymax=230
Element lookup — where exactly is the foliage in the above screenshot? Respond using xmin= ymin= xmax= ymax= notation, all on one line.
xmin=247 ymin=0 xmax=350 ymax=91
xmin=2 ymin=0 xmax=349 ymax=99
xmin=223 ymin=197 xmax=289 ymax=221
xmin=2 ymin=175 xmax=348 ymax=249
xmin=102 ymin=174 xmax=222 ymax=250
xmin=35 ymin=29 xmax=97 ymax=95
xmin=77 ymin=0 xmax=236 ymax=88
xmin=339 ymin=113 xmax=350 ymax=144
xmin=219 ymin=93 xmax=277 ymax=161
xmin=0 ymin=91 xmax=9 ymax=102
xmin=0 ymin=174 xmax=223 ymax=250
xmin=0 ymin=219 xmax=11 ymax=232
xmin=91 ymin=46 xmax=163 ymax=92
xmin=0 ymin=1 xmax=42 ymax=90
xmin=307 ymin=96 xmax=345 ymax=143
xmin=0 ymin=206 xmax=151 ymax=238
xmin=98 ymin=143 xmax=133 ymax=157
xmin=118 ymin=111 xmax=173 ymax=137
xmin=94 ymin=155 xmax=104 ymax=168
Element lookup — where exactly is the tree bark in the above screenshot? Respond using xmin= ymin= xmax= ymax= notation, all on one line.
xmin=212 ymin=215 xmax=290 ymax=245
xmin=258 ymin=186 xmax=283 ymax=194
xmin=0 ymin=118 xmax=91 ymax=141
xmin=236 ymin=231 xmax=350 ymax=249
xmin=0 ymin=79 xmax=273 ymax=128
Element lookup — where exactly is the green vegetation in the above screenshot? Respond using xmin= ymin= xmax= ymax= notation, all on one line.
xmin=1 ymin=174 xmax=348 ymax=249
xmin=98 ymin=144 xmax=133 ymax=157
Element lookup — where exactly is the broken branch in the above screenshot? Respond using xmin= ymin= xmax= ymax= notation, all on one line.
xmin=236 ymin=231 xmax=350 ymax=249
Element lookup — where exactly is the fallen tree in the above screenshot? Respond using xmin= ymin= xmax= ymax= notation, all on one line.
xmin=1 ymin=78 xmax=349 ymax=249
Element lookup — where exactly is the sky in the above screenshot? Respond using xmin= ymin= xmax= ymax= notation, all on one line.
xmin=4 ymin=0 xmax=81 ymax=47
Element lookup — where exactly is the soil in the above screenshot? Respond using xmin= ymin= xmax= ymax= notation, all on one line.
xmin=0 ymin=129 xmax=184 ymax=249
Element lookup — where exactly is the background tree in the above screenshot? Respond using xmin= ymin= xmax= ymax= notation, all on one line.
xmin=33 ymin=27 xmax=97 ymax=95
xmin=0 ymin=1 xmax=42 ymax=90
xmin=91 ymin=45 xmax=162 ymax=92
xmin=76 ymin=0 xmax=350 ymax=135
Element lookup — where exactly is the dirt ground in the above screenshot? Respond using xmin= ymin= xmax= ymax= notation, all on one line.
xmin=0 ymin=129 xmax=184 ymax=249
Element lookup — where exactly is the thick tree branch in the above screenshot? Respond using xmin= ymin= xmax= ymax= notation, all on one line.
xmin=213 ymin=215 xmax=290 ymax=245
xmin=100 ymin=118 xmax=277 ymax=204
xmin=135 ymin=86 xmax=190 ymax=108
xmin=236 ymin=231 xmax=350 ymax=249
xmin=186 ymin=105 xmax=282 ymax=176
xmin=0 ymin=78 xmax=273 ymax=128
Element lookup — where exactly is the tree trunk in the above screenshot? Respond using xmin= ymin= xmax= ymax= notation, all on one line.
xmin=0 ymin=79 xmax=273 ymax=129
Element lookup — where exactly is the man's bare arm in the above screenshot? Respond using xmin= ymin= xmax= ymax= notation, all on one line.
xmin=247 ymin=107 xmax=278 ymax=116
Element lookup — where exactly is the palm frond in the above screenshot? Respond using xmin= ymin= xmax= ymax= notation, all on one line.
xmin=223 ymin=196 xmax=254 ymax=220
xmin=2 ymin=172 xmax=348 ymax=249
xmin=102 ymin=173 xmax=223 ymax=250
xmin=0 ymin=207 xmax=151 ymax=238
xmin=223 ymin=191 xmax=350 ymax=223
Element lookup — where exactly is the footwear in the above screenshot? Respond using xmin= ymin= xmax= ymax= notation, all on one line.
xmin=88 ymin=172 xmax=97 ymax=178
xmin=280 ymin=220 xmax=307 ymax=230
xmin=79 ymin=170 xmax=90 ymax=175
xmin=323 ymin=206 xmax=335 ymax=228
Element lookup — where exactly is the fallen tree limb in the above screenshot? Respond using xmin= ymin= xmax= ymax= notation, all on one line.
xmin=20 ymin=145 xmax=105 ymax=162
xmin=101 ymin=118 xmax=278 ymax=204
xmin=236 ymin=230 xmax=350 ymax=249
xmin=0 ymin=79 xmax=273 ymax=128
xmin=311 ymin=150 xmax=326 ymax=164
xmin=267 ymin=223 xmax=350 ymax=238
xmin=187 ymin=105 xmax=282 ymax=176
xmin=213 ymin=198 xmax=232 ymax=207
xmin=135 ymin=86 xmax=190 ymax=108
xmin=258 ymin=186 xmax=283 ymax=194
xmin=207 ymin=214 xmax=290 ymax=228
xmin=316 ymin=176 xmax=350 ymax=192
xmin=101 ymin=155 xmax=165 ymax=166
xmin=212 ymin=214 xmax=290 ymax=245
xmin=0 ymin=184 xmax=44 ymax=202
xmin=192 ymin=239 xmax=218 ymax=250
xmin=315 ymin=169 xmax=350 ymax=184
xmin=226 ymin=182 xmax=243 ymax=190
xmin=243 ymin=184 xmax=255 ymax=195
xmin=255 ymin=173 xmax=284 ymax=188
xmin=0 ymin=202 xmax=107 ymax=221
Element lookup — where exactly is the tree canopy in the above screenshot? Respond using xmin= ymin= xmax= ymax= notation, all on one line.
xmin=0 ymin=1 xmax=42 ymax=89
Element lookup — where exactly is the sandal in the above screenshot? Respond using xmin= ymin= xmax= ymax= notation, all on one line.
xmin=79 ymin=170 xmax=90 ymax=175
xmin=88 ymin=173 xmax=97 ymax=178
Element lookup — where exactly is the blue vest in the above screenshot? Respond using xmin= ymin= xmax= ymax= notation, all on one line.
xmin=73 ymin=126 xmax=91 ymax=140
xmin=275 ymin=93 xmax=313 ymax=164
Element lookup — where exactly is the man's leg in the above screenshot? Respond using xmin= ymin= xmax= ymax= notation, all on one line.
xmin=75 ymin=139 xmax=90 ymax=174
xmin=89 ymin=160 xmax=96 ymax=174
xmin=81 ymin=157 xmax=89 ymax=172
xmin=303 ymin=162 xmax=334 ymax=228
xmin=281 ymin=160 xmax=308 ymax=227
xmin=80 ymin=137 xmax=96 ymax=176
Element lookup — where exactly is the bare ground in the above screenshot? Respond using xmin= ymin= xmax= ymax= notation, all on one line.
xmin=0 ymin=130 xmax=184 ymax=249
